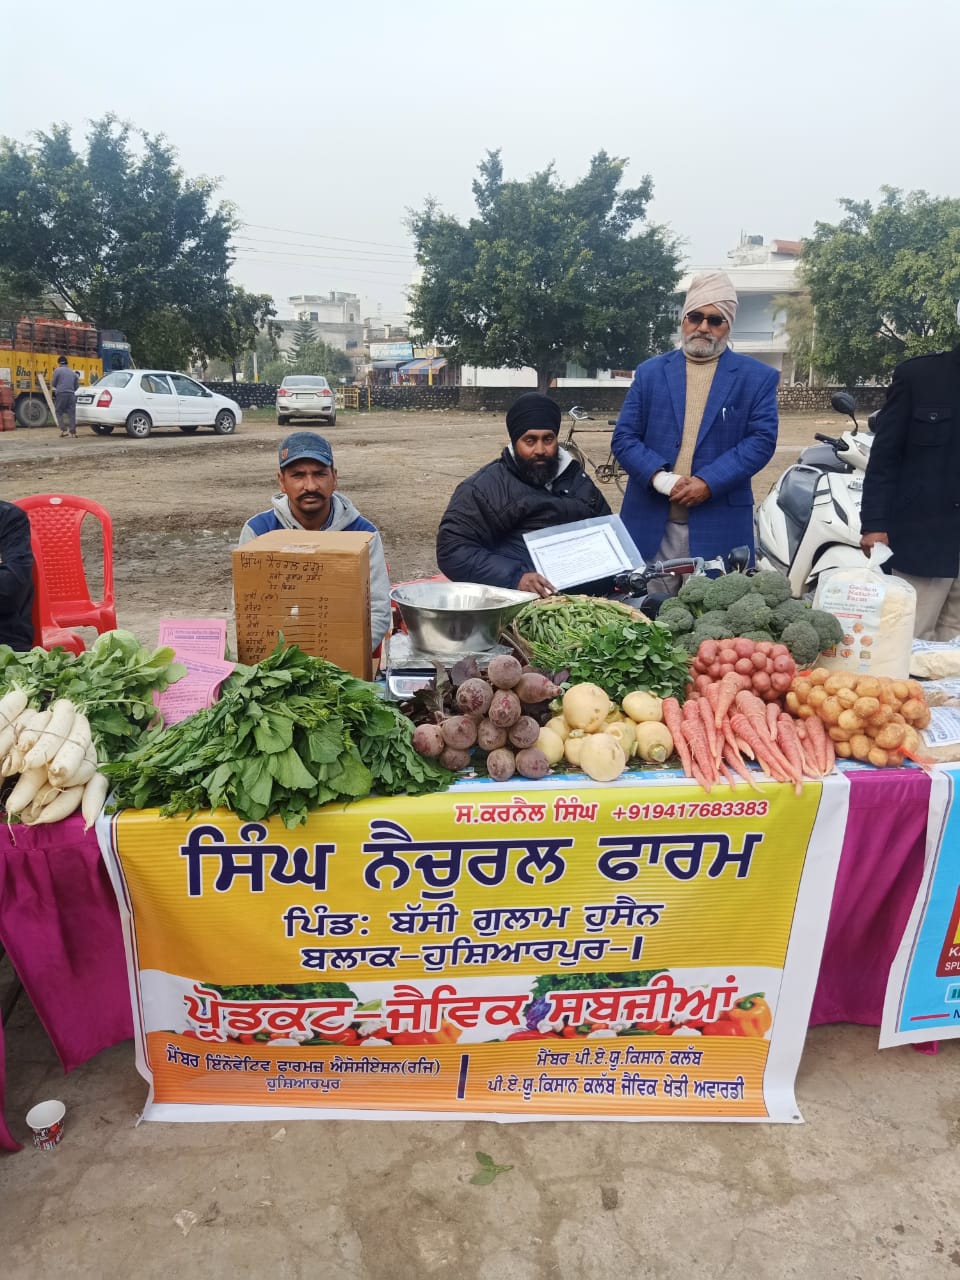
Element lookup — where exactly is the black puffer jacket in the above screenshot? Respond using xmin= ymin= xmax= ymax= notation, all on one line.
xmin=436 ymin=448 xmax=611 ymax=589
xmin=0 ymin=502 xmax=34 ymax=651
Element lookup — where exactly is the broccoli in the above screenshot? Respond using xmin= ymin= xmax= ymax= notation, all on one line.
xmin=692 ymin=620 xmax=734 ymax=643
xmin=780 ymin=619 xmax=822 ymax=667
xmin=658 ymin=604 xmax=695 ymax=635
xmin=657 ymin=596 xmax=688 ymax=618
xmin=724 ymin=592 xmax=774 ymax=634
xmin=741 ymin=630 xmax=775 ymax=644
xmin=694 ymin=609 xmax=731 ymax=632
xmin=807 ymin=608 xmax=844 ymax=652
xmin=749 ymin=570 xmax=793 ymax=606
xmin=769 ymin=597 xmax=812 ymax=636
xmin=701 ymin=573 xmax=755 ymax=612
xmin=678 ymin=575 xmax=712 ymax=610
xmin=678 ymin=631 xmax=702 ymax=657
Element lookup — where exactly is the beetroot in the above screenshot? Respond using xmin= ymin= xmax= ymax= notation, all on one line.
xmin=507 ymin=715 xmax=540 ymax=749
xmin=440 ymin=715 xmax=478 ymax=749
xmin=486 ymin=655 xmax=523 ymax=690
xmin=455 ymin=678 xmax=494 ymax=715
xmin=476 ymin=718 xmax=508 ymax=752
xmin=487 ymin=689 xmax=522 ymax=728
xmin=486 ymin=748 xmax=516 ymax=781
xmin=514 ymin=672 xmax=561 ymax=704
xmin=439 ymin=747 xmax=472 ymax=772
xmin=515 ymin=747 xmax=550 ymax=779
xmin=412 ymin=724 xmax=444 ymax=758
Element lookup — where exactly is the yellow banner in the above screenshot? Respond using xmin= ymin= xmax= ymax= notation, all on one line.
xmin=102 ymin=775 xmax=845 ymax=1122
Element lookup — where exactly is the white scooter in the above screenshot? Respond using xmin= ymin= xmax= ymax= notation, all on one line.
xmin=755 ymin=391 xmax=875 ymax=597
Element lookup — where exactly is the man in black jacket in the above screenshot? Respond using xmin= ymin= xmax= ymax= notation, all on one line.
xmin=436 ymin=393 xmax=611 ymax=596
xmin=0 ymin=502 xmax=35 ymax=650
xmin=860 ymin=333 xmax=960 ymax=640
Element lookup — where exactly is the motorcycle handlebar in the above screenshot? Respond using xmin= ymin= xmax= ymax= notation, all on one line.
xmin=813 ymin=432 xmax=846 ymax=449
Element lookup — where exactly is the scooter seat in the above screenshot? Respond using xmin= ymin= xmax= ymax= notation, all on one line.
xmin=777 ymin=465 xmax=821 ymax=530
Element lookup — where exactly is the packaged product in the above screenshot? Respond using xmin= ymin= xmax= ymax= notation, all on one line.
xmin=814 ymin=546 xmax=916 ymax=678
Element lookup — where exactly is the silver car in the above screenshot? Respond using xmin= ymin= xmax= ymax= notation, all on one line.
xmin=276 ymin=375 xmax=337 ymax=426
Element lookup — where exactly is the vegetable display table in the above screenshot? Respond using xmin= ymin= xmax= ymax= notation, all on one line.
xmin=0 ymin=769 xmax=932 ymax=1145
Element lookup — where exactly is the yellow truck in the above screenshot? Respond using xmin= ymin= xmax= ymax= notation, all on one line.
xmin=0 ymin=318 xmax=131 ymax=427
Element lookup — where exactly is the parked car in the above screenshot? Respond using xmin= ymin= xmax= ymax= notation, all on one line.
xmin=76 ymin=370 xmax=242 ymax=439
xmin=276 ymin=375 xmax=336 ymax=426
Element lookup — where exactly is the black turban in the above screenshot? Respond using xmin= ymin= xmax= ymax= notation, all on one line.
xmin=505 ymin=393 xmax=561 ymax=443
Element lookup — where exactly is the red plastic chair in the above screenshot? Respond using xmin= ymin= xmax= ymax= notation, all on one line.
xmin=29 ymin=535 xmax=86 ymax=654
xmin=14 ymin=494 xmax=117 ymax=634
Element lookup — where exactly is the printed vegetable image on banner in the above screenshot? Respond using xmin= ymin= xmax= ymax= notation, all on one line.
xmin=881 ymin=766 xmax=960 ymax=1047
xmin=99 ymin=773 xmax=847 ymax=1123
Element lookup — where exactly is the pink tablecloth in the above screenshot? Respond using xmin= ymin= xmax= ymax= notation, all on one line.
xmin=0 ymin=814 xmax=132 ymax=1152
xmin=0 ymin=769 xmax=934 ymax=1152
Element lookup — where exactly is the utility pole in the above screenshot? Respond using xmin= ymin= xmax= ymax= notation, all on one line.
xmin=252 ymin=348 xmax=259 ymax=384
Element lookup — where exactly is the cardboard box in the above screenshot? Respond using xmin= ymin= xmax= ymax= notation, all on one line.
xmin=233 ymin=530 xmax=373 ymax=679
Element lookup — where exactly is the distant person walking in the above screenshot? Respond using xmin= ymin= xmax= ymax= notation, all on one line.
xmin=51 ymin=355 xmax=80 ymax=439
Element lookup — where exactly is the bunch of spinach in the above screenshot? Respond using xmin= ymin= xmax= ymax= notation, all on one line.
xmin=564 ymin=619 xmax=689 ymax=703
xmin=104 ymin=642 xmax=452 ymax=827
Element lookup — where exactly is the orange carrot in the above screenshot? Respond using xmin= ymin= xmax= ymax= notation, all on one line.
xmin=662 ymin=698 xmax=693 ymax=777
xmin=681 ymin=719 xmax=716 ymax=792
xmin=735 ymin=691 xmax=793 ymax=776
xmin=804 ymin=714 xmax=830 ymax=776
xmin=722 ymin=742 xmax=763 ymax=793
xmin=823 ymin=731 xmax=836 ymax=773
xmin=714 ymin=672 xmax=744 ymax=729
xmin=699 ymin=695 xmax=721 ymax=768
xmin=766 ymin=701 xmax=780 ymax=740
xmin=721 ymin=716 xmax=745 ymax=765
xmin=776 ymin=714 xmax=805 ymax=795
xmin=719 ymin=760 xmax=737 ymax=789
xmin=730 ymin=712 xmax=791 ymax=783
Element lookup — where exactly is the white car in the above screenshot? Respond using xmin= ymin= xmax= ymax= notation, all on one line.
xmin=276 ymin=375 xmax=336 ymax=426
xmin=76 ymin=370 xmax=242 ymax=439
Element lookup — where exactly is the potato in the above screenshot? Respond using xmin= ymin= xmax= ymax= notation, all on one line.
xmin=440 ymin=715 xmax=478 ymax=749
xmin=809 ymin=668 xmax=830 ymax=686
xmin=515 ymin=747 xmax=551 ymax=779
xmin=485 ymin=748 xmax=516 ymax=781
xmin=835 ymin=741 xmax=852 ymax=758
xmin=488 ymin=689 xmax=522 ymax=728
xmin=486 ymin=655 xmax=523 ymax=690
xmin=853 ymin=696 xmax=880 ymax=720
xmin=874 ymin=721 xmax=906 ymax=750
xmin=820 ymin=696 xmax=842 ymax=725
xmin=537 ymin=726 xmax=565 ymax=765
xmin=868 ymin=747 xmax=891 ymax=768
xmin=578 ymin=733 xmax=626 ymax=781
xmin=508 ymin=715 xmax=541 ymax=749
xmin=837 ymin=709 xmax=862 ymax=732
xmin=439 ymin=747 xmax=472 ymax=772
xmin=807 ymin=686 xmax=828 ymax=708
xmin=828 ymin=726 xmax=851 ymax=742
xmin=455 ymin=678 xmax=493 ymax=716
xmin=793 ymin=679 xmax=812 ymax=703
xmin=476 ymin=718 xmax=508 ymax=752
xmin=900 ymin=698 xmax=927 ymax=725
xmin=836 ymin=688 xmax=858 ymax=709
xmin=412 ymin=724 xmax=445 ymax=759
xmin=850 ymin=733 xmax=872 ymax=762
xmin=562 ymin=683 xmax=611 ymax=732
xmin=785 ymin=691 xmax=801 ymax=715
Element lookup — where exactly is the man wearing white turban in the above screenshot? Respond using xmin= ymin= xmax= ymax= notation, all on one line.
xmin=612 ymin=270 xmax=780 ymax=574
xmin=860 ymin=304 xmax=960 ymax=639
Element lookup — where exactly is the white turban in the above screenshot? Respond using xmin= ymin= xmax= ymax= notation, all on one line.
xmin=684 ymin=271 xmax=739 ymax=329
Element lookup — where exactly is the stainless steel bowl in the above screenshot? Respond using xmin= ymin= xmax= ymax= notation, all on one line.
xmin=389 ymin=581 xmax=537 ymax=654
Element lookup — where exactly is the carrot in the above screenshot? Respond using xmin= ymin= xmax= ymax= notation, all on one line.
xmin=719 ymin=760 xmax=737 ymax=789
xmin=681 ymin=719 xmax=716 ymax=793
xmin=662 ymin=698 xmax=693 ymax=777
xmin=823 ymin=731 xmax=836 ymax=773
xmin=804 ymin=714 xmax=830 ymax=776
xmin=723 ymin=742 xmax=763 ymax=793
xmin=735 ymin=691 xmax=794 ymax=776
xmin=776 ymin=714 xmax=805 ymax=795
xmin=766 ymin=701 xmax=780 ymax=740
xmin=714 ymin=673 xmax=743 ymax=729
xmin=721 ymin=716 xmax=744 ymax=765
xmin=730 ymin=712 xmax=791 ymax=783
xmin=698 ymin=695 xmax=721 ymax=768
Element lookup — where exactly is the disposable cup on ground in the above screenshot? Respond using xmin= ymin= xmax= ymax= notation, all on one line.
xmin=25 ymin=1100 xmax=66 ymax=1150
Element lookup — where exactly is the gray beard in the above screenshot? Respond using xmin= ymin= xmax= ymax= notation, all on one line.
xmin=681 ymin=332 xmax=728 ymax=359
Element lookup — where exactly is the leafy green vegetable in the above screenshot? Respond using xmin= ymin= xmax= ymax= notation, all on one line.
xmin=510 ymin=594 xmax=649 ymax=672
xmin=563 ymin=620 xmax=689 ymax=703
xmin=470 ymin=1151 xmax=513 ymax=1186
xmin=104 ymin=642 xmax=452 ymax=826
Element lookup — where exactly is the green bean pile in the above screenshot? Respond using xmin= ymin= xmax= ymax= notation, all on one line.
xmin=509 ymin=595 xmax=647 ymax=672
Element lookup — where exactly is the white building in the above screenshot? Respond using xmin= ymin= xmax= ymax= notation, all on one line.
xmin=277 ymin=292 xmax=364 ymax=357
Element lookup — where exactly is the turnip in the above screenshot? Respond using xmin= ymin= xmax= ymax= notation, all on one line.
xmin=635 ymin=722 xmax=674 ymax=764
xmin=455 ymin=678 xmax=493 ymax=716
xmin=561 ymin=683 xmax=611 ymax=732
xmin=440 ymin=715 xmax=478 ymax=750
xmin=544 ymin=715 xmax=570 ymax=742
xmin=476 ymin=718 xmax=507 ymax=752
xmin=536 ymin=726 xmax=565 ymax=765
xmin=412 ymin=724 xmax=445 ymax=758
xmin=486 ymin=655 xmax=523 ymax=690
xmin=578 ymin=733 xmax=626 ymax=782
xmin=621 ymin=691 xmax=663 ymax=724
xmin=488 ymin=689 xmax=522 ymax=728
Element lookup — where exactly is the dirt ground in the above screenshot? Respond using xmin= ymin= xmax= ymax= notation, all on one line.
xmin=5 ymin=407 xmax=960 ymax=1279
xmin=0 ymin=405 xmax=833 ymax=650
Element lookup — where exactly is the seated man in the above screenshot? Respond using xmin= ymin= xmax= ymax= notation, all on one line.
xmin=436 ymin=393 xmax=611 ymax=597
xmin=240 ymin=432 xmax=392 ymax=651
xmin=0 ymin=501 xmax=35 ymax=651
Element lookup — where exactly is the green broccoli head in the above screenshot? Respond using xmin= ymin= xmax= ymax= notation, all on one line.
xmin=807 ymin=608 xmax=844 ymax=651
xmin=769 ymin=597 xmax=812 ymax=636
xmin=677 ymin=575 xmax=711 ymax=610
xmin=658 ymin=604 xmax=695 ymax=635
xmin=678 ymin=631 xmax=702 ymax=657
xmin=749 ymin=570 xmax=793 ymax=606
xmin=741 ymin=630 xmax=775 ymax=644
xmin=692 ymin=620 xmax=735 ymax=643
xmin=724 ymin=592 xmax=774 ymax=634
xmin=701 ymin=573 xmax=755 ymax=612
xmin=780 ymin=620 xmax=822 ymax=667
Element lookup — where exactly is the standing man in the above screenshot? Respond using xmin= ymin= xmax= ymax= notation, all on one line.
xmin=239 ymin=431 xmax=392 ymax=653
xmin=612 ymin=271 xmax=779 ymax=572
xmin=51 ymin=354 xmax=80 ymax=439
xmin=860 ymin=309 xmax=960 ymax=639
xmin=0 ymin=501 xmax=35 ymax=651
xmin=436 ymin=392 xmax=611 ymax=597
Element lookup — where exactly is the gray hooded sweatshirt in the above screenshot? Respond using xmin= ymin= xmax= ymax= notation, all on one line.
xmin=239 ymin=491 xmax=392 ymax=650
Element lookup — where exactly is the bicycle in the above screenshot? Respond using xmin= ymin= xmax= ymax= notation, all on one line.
xmin=560 ymin=406 xmax=626 ymax=493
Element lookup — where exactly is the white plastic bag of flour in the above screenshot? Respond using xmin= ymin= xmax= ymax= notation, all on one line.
xmin=813 ymin=545 xmax=916 ymax=677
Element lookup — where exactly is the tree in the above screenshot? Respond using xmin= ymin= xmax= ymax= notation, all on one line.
xmin=772 ymin=292 xmax=815 ymax=384
xmin=289 ymin=318 xmax=318 ymax=361
xmin=801 ymin=188 xmax=960 ymax=384
xmin=0 ymin=115 xmax=238 ymax=366
xmin=208 ymin=287 xmax=280 ymax=381
xmin=408 ymin=150 xmax=681 ymax=391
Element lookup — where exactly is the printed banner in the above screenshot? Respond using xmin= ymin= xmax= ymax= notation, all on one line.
xmin=881 ymin=767 xmax=960 ymax=1047
xmin=99 ymin=773 xmax=847 ymax=1123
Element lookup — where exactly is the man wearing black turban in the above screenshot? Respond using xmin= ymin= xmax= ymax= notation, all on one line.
xmin=436 ymin=392 xmax=611 ymax=596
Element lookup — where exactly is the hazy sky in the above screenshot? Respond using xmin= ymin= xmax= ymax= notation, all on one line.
xmin=6 ymin=0 xmax=957 ymax=319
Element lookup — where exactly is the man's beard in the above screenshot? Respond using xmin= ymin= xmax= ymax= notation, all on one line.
xmin=681 ymin=331 xmax=728 ymax=359
xmin=515 ymin=454 xmax=560 ymax=487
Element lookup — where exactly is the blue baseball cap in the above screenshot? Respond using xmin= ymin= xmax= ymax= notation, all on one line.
xmin=278 ymin=431 xmax=334 ymax=469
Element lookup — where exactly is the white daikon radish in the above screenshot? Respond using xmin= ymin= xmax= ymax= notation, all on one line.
xmin=29 ymin=784 xmax=84 ymax=825
xmin=0 ymin=726 xmax=15 ymax=761
xmin=16 ymin=707 xmax=52 ymax=753
xmin=23 ymin=700 xmax=77 ymax=770
xmin=0 ymin=749 xmax=21 ymax=779
xmin=0 ymin=688 xmax=28 ymax=733
xmin=67 ymin=757 xmax=97 ymax=789
xmin=81 ymin=773 xmax=109 ymax=831
xmin=5 ymin=766 xmax=51 ymax=815
xmin=48 ymin=711 xmax=94 ymax=786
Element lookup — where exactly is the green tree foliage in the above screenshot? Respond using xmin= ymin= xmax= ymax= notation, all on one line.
xmin=801 ymin=188 xmax=960 ymax=383
xmin=0 ymin=115 xmax=266 ymax=369
xmin=211 ymin=287 xmax=280 ymax=381
xmin=772 ymin=291 xmax=815 ymax=383
xmin=289 ymin=318 xmax=318 ymax=361
xmin=260 ymin=338 xmax=353 ymax=387
xmin=408 ymin=150 xmax=681 ymax=391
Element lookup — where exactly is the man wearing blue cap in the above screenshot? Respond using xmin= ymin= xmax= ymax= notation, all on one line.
xmin=240 ymin=431 xmax=392 ymax=651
